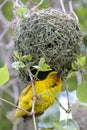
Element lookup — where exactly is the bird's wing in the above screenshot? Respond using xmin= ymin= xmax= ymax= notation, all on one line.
xmin=19 ymin=84 xmax=32 ymax=99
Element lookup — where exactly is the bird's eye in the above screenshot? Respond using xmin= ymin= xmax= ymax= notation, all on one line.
xmin=50 ymin=83 xmax=56 ymax=88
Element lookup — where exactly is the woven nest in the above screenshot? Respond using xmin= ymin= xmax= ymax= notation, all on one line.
xmin=14 ymin=8 xmax=83 ymax=83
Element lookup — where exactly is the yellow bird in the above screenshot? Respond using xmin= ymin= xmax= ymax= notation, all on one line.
xmin=14 ymin=71 xmax=62 ymax=121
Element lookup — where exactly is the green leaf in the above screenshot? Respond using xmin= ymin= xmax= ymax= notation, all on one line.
xmin=67 ymin=75 xmax=78 ymax=91
xmin=77 ymin=54 xmax=86 ymax=67
xmin=33 ymin=58 xmax=52 ymax=71
xmin=11 ymin=61 xmax=25 ymax=70
xmin=60 ymin=119 xmax=80 ymax=130
xmin=14 ymin=51 xmax=20 ymax=60
xmin=72 ymin=61 xmax=80 ymax=71
xmin=0 ymin=65 xmax=9 ymax=86
xmin=83 ymin=34 xmax=87 ymax=46
xmin=76 ymin=82 xmax=87 ymax=103
xmin=82 ymin=73 xmax=87 ymax=82
xmin=14 ymin=51 xmax=32 ymax=61
xmin=17 ymin=7 xmax=27 ymax=17
xmin=62 ymin=75 xmax=78 ymax=91
xmin=72 ymin=54 xmax=87 ymax=71
xmin=75 ymin=7 xmax=87 ymax=32
xmin=53 ymin=122 xmax=66 ymax=130
xmin=39 ymin=104 xmax=60 ymax=128
xmin=39 ymin=57 xmax=46 ymax=66
xmin=20 ymin=54 xmax=32 ymax=61
xmin=2 ymin=0 xmax=13 ymax=21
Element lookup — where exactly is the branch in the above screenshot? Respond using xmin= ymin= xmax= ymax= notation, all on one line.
xmin=68 ymin=0 xmax=79 ymax=23
xmin=32 ymin=98 xmax=37 ymax=130
xmin=27 ymin=68 xmax=37 ymax=130
xmin=63 ymin=79 xmax=71 ymax=112
xmin=60 ymin=0 xmax=66 ymax=13
xmin=12 ymin=1 xmax=37 ymax=129
xmin=0 ymin=22 xmax=12 ymax=41
xmin=28 ymin=68 xmax=36 ymax=95
xmin=0 ymin=97 xmax=31 ymax=115
xmin=32 ymin=0 xmax=44 ymax=9
xmin=56 ymin=98 xmax=70 ymax=113
xmin=0 ymin=0 xmax=8 ymax=9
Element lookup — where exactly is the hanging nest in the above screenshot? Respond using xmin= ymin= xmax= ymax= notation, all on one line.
xmin=14 ymin=8 xmax=83 ymax=83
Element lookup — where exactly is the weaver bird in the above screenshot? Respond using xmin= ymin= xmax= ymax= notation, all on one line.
xmin=14 ymin=71 xmax=62 ymax=121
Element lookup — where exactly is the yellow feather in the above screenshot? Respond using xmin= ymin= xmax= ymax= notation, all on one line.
xmin=14 ymin=71 xmax=62 ymax=121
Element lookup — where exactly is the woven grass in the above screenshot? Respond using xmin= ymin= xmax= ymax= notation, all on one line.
xmin=14 ymin=8 xmax=83 ymax=83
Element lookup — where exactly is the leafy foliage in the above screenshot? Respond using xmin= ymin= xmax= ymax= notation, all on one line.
xmin=53 ymin=122 xmax=66 ymax=130
xmin=76 ymin=82 xmax=87 ymax=103
xmin=62 ymin=74 xmax=78 ymax=91
xmin=11 ymin=61 xmax=25 ymax=70
xmin=33 ymin=58 xmax=52 ymax=72
xmin=72 ymin=54 xmax=87 ymax=71
xmin=39 ymin=104 xmax=60 ymax=128
xmin=83 ymin=34 xmax=87 ymax=46
xmin=16 ymin=7 xmax=27 ymax=18
xmin=12 ymin=51 xmax=32 ymax=70
xmin=75 ymin=7 xmax=87 ymax=32
xmin=67 ymin=75 xmax=78 ymax=91
xmin=14 ymin=51 xmax=32 ymax=61
xmin=0 ymin=65 xmax=9 ymax=86
xmin=2 ymin=0 xmax=13 ymax=21
xmin=60 ymin=119 xmax=80 ymax=130
xmin=0 ymin=89 xmax=14 ymax=130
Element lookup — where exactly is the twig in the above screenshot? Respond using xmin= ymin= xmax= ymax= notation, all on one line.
xmin=12 ymin=0 xmax=20 ymax=42
xmin=56 ymin=98 xmax=70 ymax=113
xmin=0 ymin=41 xmax=14 ymax=49
xmin=13 ymin=0 xmax=24 ymax=7
xmin=32 ymin=0 xmax=44 ymax=9
xmin=0 ymin=22 xmax=12 ymax=41
xmin=0 ymin=0 xmax=8 ymax=9
xmin=0 ymin=97 xmax=31 ymax=115
xmin=63 ymin=79 xmax=71 ymax=112
xmin=28 ymin=68 xmax=36 ymax=95
xmin=11 ymin=1 xmax=37 ymax=129
xmin=17 ymin=0 xmax=25 ymax=7
xmin=60 ymin=0 xmax=66 ymax=13
xmin=68 ymin=0 xmax=79 ymax=23
xmin=0 ymin=78 xmax=20 ymax=90
xmin=27 ymin=68 xmax=37 ymax=130
xmin=32 ymin=98 xmax=37 ymax=130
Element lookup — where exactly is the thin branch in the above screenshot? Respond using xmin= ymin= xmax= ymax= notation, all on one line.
xmin=63 ymin=80 xmax=71 ymax=112
xmin=0 ymin=0 xmax=8 ymax=9
xmin=18 ymin=0 xmax=25 ymax=7
xmin=27 ymin=68 xmax=37 ymax=130
xmin=0 ymin=22 xmax=12 ymax=41
xmin=12 ymin=122 xmax=18 ymax=130
xmin=32 ymin=0 xmax=44 ymax=10
xmin=0 ymin=41 xmax=14 ymax=49
xmin=68 ymin=0 xmax=79 ymax=23
xmin=13 ymin=0 xmax=19 ymax=3
xmin=0 ymin=97 xmax=32 ymax=115
xmin=60 ymin=0 xmax=66 ymax=13
xmin=13 ymin=0 xmax=24 ymax=7
xmin=0 ymin=78 xmax=20 ymax=90
xmin=56 ymin=98 xmax=70 ymax=113
xmin=32 ymin=98 xmax=37 ymax=130
xmin=28 ymin=68 xmax=36 ymax=95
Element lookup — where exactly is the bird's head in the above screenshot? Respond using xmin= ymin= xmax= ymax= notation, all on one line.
xmin=46 ymin=71 xmax=62 ymax=83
